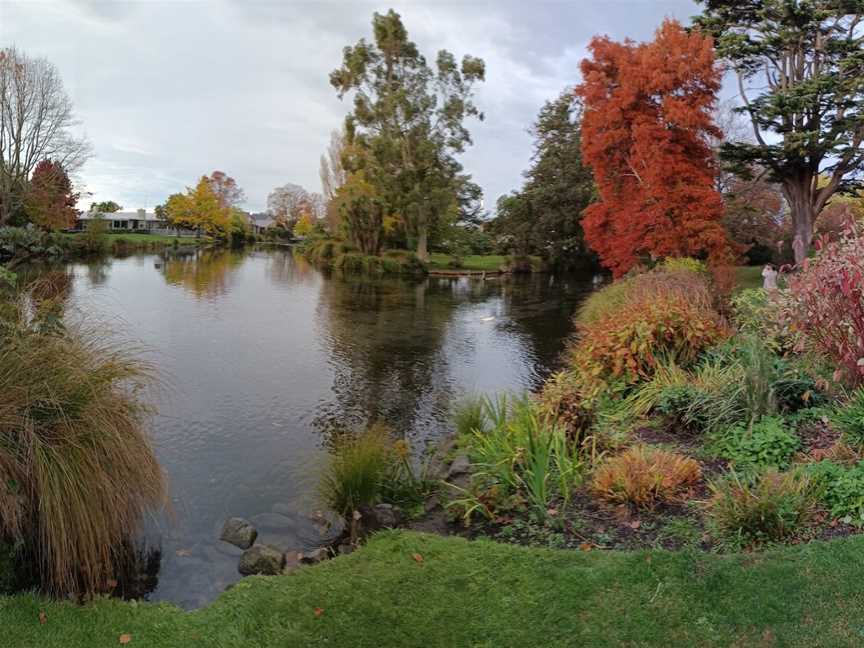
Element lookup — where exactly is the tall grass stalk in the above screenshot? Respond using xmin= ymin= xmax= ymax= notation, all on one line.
xmin=0 ymin=290 xmax=166 ymax=597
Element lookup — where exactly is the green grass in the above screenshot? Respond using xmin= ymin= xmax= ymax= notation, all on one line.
xmin=734 ymin=266 xmax=763 ymax=291
xmin=6 ymin=530 xmax=864 ymax=646
xmin=428 ymin=253 xmax=541 ymax=272
xmin=62 ymin=232 xmax=205 ymax=245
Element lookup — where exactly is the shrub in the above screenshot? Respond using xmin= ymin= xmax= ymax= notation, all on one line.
xmin=729 ymin=288 xmax=793 ymax=350
xmin=661 ymin=257 xmax=707 ymax=275
xmin=319 ymin=424 xmax=433 ymax=526
xmin=576 ymin=265 xmax=717 ymax=328
xmin=570 ymin=289 xmax=728 ymax=392
xmin=318 ymin=423 xmax=392 ymax=517
xmin=452 ymin=395 xmax=486 ymax=438
xmin=710 ymin=417 xmax=800 ymax=471
xmin=537 ymin=370 xmax=603 ymax=444
xmin=832 ymin=388 xmax=864 ymax=448
xmin=804 ymin=460 xmax=864 ymax=524
xmin=783 ymin=226 xmax=864 ymax=386
xmin=0 ymin=290 xmax=166 ymax=597
xmin=453 ymin=396 xmax=583 ymax=516
xmin=591 ymin=445 xmax=701 ymax=508
xmin=707 ymin=469 xmax=815 ymax=547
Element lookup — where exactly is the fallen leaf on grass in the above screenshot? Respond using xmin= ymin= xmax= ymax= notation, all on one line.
xmin=38 ymin=611 xmax=46 ymax=625
xmin=119 ymin=634 xmax=132 ymax=644
xmin=628 ymin=520 xmax=641 ymax=530
xmin=314 ymin=607 xmax=324 ymax=618
xmin=579 ymin=543 xmax=592 ymax=552
xmin=412 ymin=553 xmax=424 ymax=563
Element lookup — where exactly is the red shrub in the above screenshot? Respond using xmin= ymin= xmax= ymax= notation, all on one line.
xmin=784 ymin=227 xmax=864 ymax=386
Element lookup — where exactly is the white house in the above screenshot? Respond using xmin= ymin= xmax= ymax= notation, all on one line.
xmin=247 ymin=212 xmax=276 ymax=235
xmin=74 ymin=209 xmax=194 ymax=236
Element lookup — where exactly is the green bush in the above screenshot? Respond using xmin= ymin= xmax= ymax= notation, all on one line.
xmin=804 ymin=460 xmax=864 ymax=525
xmin=450 ymin=396 xmax=583 ymax=519
xmin=707 ymin=469 xmax=816 ymax=547
xmin=710 ymin=417 xmax=800 ymax=471
xmin=832 ymin=388 xmax=864 ymax=448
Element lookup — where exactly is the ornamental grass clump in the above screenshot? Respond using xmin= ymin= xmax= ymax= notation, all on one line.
xmin=591 ymin=445 xmax=701 ymax=508
xmin=0 ymin=291 xmax=166 ymax=598
xmin=707 ymin=469 xmax=816 ymax=547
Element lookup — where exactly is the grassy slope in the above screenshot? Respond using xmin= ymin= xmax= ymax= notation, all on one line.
xmin=4 ymin=530 xmax=864 ymax=647
xmin=428 ymin=253 xmax=543 ymax=272
xmin=61 ymin=233 xmax=202 ymax=244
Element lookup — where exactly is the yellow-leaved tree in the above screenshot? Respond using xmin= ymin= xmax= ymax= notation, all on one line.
xmin=165 ymin=177 xmax=231 ymax=237
xmin=293 ymin=211 xmax=314 ymax=238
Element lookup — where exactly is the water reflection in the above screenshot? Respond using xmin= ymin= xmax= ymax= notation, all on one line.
xmin=160 ymin=248 xmax=247 ymax=299
xmin=41 ymin=248 xmax=590 ymax=608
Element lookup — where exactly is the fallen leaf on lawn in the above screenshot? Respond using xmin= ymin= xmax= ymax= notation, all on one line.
xmin=119 ymin=634 xmax=132 ymax=644
xmin=579 ymin=543 xmax=592 ymax=552
xmin=547 ymin=508 xmax=558 ymax=517
xmin=175 ymin=548 xmax=192 ymax=557
xmin=628 ymin=520 xmax=641 ymax=530
xmin=38 ymin=611 xmax=47 ymax=625
xmin=412 ymin=553 xmax=424 ymax=563
xmin=314 ymin=607 xmax=324 ymax=618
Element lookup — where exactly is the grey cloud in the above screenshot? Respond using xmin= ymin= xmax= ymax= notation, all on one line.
xmin=3 ymin=0 xmax=699 ymax=212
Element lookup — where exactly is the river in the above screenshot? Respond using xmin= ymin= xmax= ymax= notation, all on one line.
xmin=44 ymin=246 xmax=592 ymax=608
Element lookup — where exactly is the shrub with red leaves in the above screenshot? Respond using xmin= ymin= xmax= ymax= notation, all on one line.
xmin=784 ymin=227 xmax=864 ymax=387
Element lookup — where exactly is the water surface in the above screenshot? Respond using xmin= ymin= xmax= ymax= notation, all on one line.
xmin=54 ymin=247 xmax=591 ymax=608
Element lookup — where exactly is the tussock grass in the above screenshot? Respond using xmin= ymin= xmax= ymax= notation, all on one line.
xmin=0 ymin=289 xmax=166 ymax=597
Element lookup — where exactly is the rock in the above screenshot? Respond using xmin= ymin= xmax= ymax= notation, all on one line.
xmin=250 ymin=512 xmax=296 ymax=532
xmin=299 ymin=547 xmax=330 ymax=565
xmin=337 ymin=542 xmax=354 ymax=556
xmin=238 ymin=544 xmax=285 ymax=576
xmin=447 ymin=455 xmax=471 ymax=479
xmin=220 ymin=517 xmax=257 ymax=550
xmin=282 ymin=550 xmax=303 ymax=575
xmin=271 ymin=503 xmax=294 ymax=517
xmin=357 ymin=503 xmax=405 ymax=533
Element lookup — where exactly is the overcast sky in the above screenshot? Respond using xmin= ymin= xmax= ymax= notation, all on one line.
xmin=2 ymin=0 xmax=700 ymax=213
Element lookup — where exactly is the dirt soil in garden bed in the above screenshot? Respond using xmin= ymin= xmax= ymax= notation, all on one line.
xmin=407 ymin=450 xmax=864 ymax=555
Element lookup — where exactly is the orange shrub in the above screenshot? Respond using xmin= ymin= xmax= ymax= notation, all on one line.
xmin=571 ymin=285 xmax=728 ymax=390
xmin=591 ymin=445 xmax=701 ymax=507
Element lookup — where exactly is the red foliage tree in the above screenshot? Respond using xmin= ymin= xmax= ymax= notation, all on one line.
xmin=206 ymin=170 xmax=245 ymax=209
xmin=576 ymin=20 xmax=732 ymax=277
xmin=25 ymin=159 xmax=79 ymax=231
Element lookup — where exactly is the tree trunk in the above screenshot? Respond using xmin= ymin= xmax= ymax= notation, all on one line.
xmin=783 ymin=180 xmax=816 ymax=266
xmin=416 ymin=223 xmax=429 ymax=262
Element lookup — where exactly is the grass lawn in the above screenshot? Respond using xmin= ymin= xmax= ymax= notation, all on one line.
xmin=734 ymin=265 xmax=763 ymax=291
xmin=62 ymin=232 xmax=205 ymax=245
xmin=5 ymin=530 xmax=864 ymax=647
xmin=428 ymin=253 xmax=541 ymax=272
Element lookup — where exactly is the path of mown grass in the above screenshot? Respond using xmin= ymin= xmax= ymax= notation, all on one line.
xmin=4 ymin=530 xmax=864 ymax=646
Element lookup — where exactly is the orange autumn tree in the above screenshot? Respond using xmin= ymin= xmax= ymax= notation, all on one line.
xmin=577 ymin=19 xmax=732 ymax=277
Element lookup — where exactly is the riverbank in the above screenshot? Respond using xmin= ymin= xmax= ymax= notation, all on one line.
xmin=4 ymin=529 xmax=864 ymax=647
xmin=61 ymin=232 xmax=209 ymax=254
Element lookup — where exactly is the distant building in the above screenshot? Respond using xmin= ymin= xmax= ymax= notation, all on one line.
xmin=73 ymin=209 xmax=194 ymax=236
xmin=247 ymin=212 xmax=276 ymax=235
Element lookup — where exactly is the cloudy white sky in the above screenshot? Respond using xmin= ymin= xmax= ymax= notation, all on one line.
xmin=2 ymin=0 xmax=700 ymax=213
